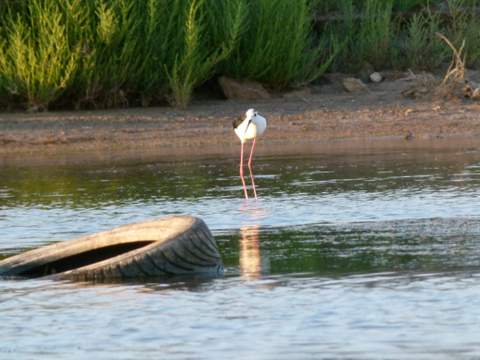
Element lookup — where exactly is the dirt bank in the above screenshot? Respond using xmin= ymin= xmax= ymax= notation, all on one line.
xmin=1 ymin=77 xmax=480 ymax=163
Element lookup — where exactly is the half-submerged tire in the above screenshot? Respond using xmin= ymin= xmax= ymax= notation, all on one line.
xmin=0 ymin=216 xmax=223 ymax=281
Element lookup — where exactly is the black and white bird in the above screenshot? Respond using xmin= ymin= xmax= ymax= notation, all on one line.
xmin=232 ymin=108 xmax=267 ymax=199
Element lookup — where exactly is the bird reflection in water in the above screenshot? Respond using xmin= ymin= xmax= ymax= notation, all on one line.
xmin=238 ymin=202 xmax=270 ymax=279
xmin=239 ymin=225 xmax=263 ymax=279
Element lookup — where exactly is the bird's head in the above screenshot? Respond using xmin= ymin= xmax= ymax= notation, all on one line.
xmin=233 ymin=108 xmax=257 ymax=129
xmin=245 ymin=108 xmax=256 ymax=121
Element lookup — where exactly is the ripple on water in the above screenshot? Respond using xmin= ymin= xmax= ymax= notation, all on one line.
xmin=1 ymin=150 xmax=480 ymax=358
xmin=1 ymin=272 xmax=480 ymax=359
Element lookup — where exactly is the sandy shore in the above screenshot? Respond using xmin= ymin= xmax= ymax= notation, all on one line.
xmin=1 ymin=78 xmax=480 ymax=164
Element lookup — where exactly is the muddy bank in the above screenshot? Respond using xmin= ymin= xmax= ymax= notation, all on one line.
xmin=1 ymin=78 xmax=480 ymax=163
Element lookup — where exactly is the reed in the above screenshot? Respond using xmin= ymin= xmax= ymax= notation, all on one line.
xmin=355 ymin=0 xmax=395 ymax=70
xmin=0 ymin=0 xmax=479 ymax=111
xmin=447 ymin=0 xmax=480 ymax=68
xmin=165 ymin=0 xmax=246 ymax=107
xmin=64 ymin=0 xmax=152 ymax=108
xmin=0 ymin=1 xmax=79 ymax=110
xmin=66 ymin=0 xmax=245 ymax=108
xmin=398 ymin=9 xmax=447 ymax=70
xmin=328 ymin=0 xmax=395 ymax=72
xmin=222 ymin=0 xmax=327 ymax=90
xmin=393 ymin=0 xmax=429 ymax=12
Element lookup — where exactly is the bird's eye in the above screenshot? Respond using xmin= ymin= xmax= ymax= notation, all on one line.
xmin=254 ymin=112 xmax=258 ymax=116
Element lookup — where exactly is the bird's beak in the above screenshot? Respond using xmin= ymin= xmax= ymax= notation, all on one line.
xmin=244 ymin=118 xmax=253 ymax=135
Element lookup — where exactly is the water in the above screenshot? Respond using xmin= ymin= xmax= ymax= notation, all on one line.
xmin=1 ymin=146 xmax=480 ymax=359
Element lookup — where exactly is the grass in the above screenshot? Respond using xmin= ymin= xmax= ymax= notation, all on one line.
xmin=66 ymin=0 xmax=166 ymax=108
xmin=165 ymin=0 xmax=246 ymax=107
xmin=0 ymin=0 xmax=249 ymax=109
xmin=325 ymin=0 xmax=480 ymax=73
xmin=393 ymin=0 xmax=429 ymax=12
xmin=222 ymin=0 xmax=329 ymax=89
xmin=358 ymin=0 xmax=395 ymax=69
xmin=326 ymin=0 xmax=395 ymax=72
xmin=0 ymin=0 xmax=479 ymax=111
xmin=446 ymin=0 xmax=480 ymax=68
xmin=397 ymin=8 xmax=447 ymax=71
xmin=0 ymin=1 xmax=79 ymax=110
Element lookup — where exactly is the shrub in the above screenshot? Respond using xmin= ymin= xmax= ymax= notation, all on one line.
xmin=222 ymin=0 xmax=327 ymax=90
xmin=64 ymin=0 xmax=149 ymax=108
xmin=357 ymin=0 xmax=395 ymax=69
xmin=2 ymin=0 xmax=472 ymax=111
xmin=328 ymin=0 xmax=395 ymax=72
xmin=165 ymin=0 xmax=246 ymax=107
xmin=447 ymin=0 xmax=480 ymax=69
xmin=66 ymin=0 xmax=245 ymax=108
xmin=398 ymin=9 xmax=447 ymax=70
xmin=393 ymin=0 xmax=429 ymax=12
xmin=0 ymin=0 xmax=79 ymax=110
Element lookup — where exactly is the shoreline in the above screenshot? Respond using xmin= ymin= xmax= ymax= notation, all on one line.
xmin=1 ymin=80 xmax=480 ymax=164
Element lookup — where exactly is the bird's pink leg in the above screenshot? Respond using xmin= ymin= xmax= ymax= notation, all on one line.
xmin=248 ymin=137 xmax=257 ymax=199
xmin=240 ymin=142 xmax=249 ymax=199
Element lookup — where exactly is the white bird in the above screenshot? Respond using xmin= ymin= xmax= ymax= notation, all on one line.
xmin=232 ymin=108 xmax=267 ymax=199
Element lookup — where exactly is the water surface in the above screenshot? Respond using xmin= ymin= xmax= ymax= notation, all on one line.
xmin=1 ymin=146 xmax=480 ymax=358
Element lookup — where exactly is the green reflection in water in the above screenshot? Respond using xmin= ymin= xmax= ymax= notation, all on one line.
xmin=219 ymin=219 xmax=480 ymax=276
xmin=1 ymin=149 xmax=480 ymax=277
xmin=0 ymin=160 xmax=224 ymax=207
xmin=1 ymin=150 xmax=479 ymax=209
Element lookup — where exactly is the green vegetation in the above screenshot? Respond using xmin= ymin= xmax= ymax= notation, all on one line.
xmin=0 ymin=1 xmax=79 ymax=110
xmin=0 ymin=0 xmax=479 ymax=111
xmin=328 ymin=0 xmax=395 ymax=72
xmin=222 ymin=0 xmax=328 ymax=89
xmin=397 ymin=9 xmax=447 ymax=70
xmin=165 ymin=0 xmax=245 ymax=107
xmin=0 ymin=0 xmax=249 ymax=109
xmin=446 ymin=0 xmax=480 ymax=68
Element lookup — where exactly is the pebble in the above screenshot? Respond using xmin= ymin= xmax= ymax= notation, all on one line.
xmin=370 ymin=72 xmax=383 ymax=83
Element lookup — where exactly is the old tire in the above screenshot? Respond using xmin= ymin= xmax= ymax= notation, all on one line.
xmin=0 ymin=216 xmax=223 ymax=281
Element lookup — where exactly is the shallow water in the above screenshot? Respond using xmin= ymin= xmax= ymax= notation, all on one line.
xmin=1 ymin=147 xmax=480 ymax=359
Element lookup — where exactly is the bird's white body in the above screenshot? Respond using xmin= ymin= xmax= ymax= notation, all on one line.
xmin=233 ymin=108 xmax=267 ymax=199
xmin=234 ymin=109 xmax=267 ymax=143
